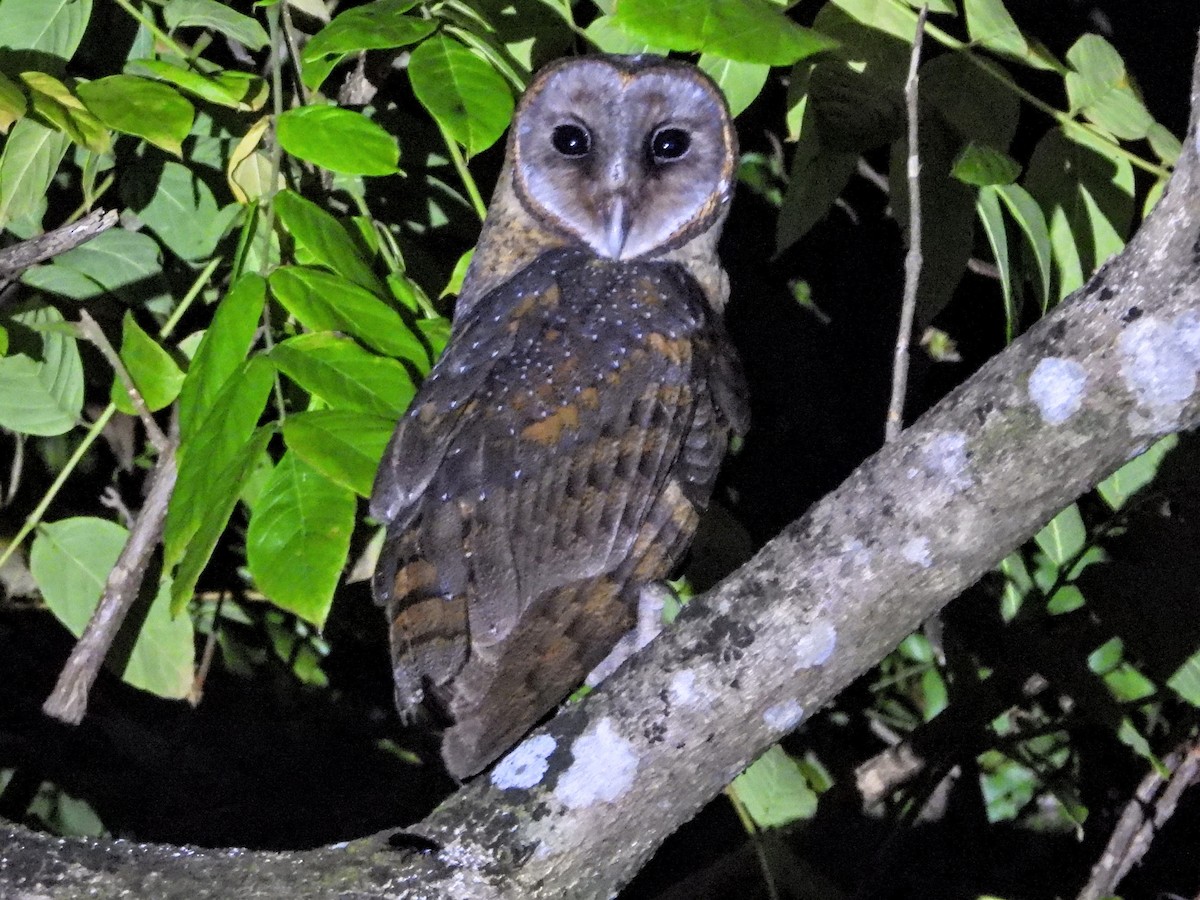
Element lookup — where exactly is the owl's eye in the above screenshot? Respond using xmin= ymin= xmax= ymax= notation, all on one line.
xmin=649 ymin=127 xmax=691 ymax=163
xmin=552 ymin=123 xmax=591 ymax=157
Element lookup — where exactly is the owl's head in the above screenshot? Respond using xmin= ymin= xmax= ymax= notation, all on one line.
xmin=508 ymin=55 xmax=738 ymax=261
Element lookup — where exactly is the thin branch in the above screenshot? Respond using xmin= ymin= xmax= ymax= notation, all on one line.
xmin=76 ymin=310 xmax=169 ymax=453
xmin=1077 ymin=740 xmax=1200 ymax=900
xmin=0 ymin=208 xmax=117 ymax=297
xmin=42 ymin=442 xmax=178 ymax=725
xmin=886 ymin=5 xmax=929 ymax=443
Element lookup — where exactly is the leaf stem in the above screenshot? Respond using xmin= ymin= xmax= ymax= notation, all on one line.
xmin=0 ymin=405 xmax=117 ymax=572
xmin=111 ymin=0 xmax=193 ymax=61
xmin=440 ymin=122 xmax=487 ymax=221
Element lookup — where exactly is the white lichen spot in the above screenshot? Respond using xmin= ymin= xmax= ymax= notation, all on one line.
xmin=668 ymin=669 xmax=696 ymax=705
xmin=1028 ymin=357 xmax=1088 ymax=424
xmin=491 ymin=733 xmax=557 ymax=790
xmin=763 ymin=698 xmax=805 ymax=733
xmin=795 ymin=619 xmax=837 ymax=669
xmin=920 ymin=431 xmax=972 ymax=492
xmin=901 ymin=537 xmax=933 ymax=569
xmin=1119 ymin=313 xmax=1200 ymax=433
xmin=554 ymin=717 xmax=639 ymax=809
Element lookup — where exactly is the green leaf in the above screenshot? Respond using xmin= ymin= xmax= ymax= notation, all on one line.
xmin=829 ymin=0 xmax=920 ymax=43
xmin=697 ymin=54 xmax=769 ymax=118
xmin=123 ymin=159 xmax=238 ymax=262
xmin=1024 ymin=127 xmax=1133 ymax=301
xmin=408 ymin=35 xmax=514 ymax=156
xmin=110 ymin=311 xmax=185 ymax=414
xmin=163 ymin=0 xmax=269 ymax=50
xmin=176 ymin=273 xmax=266 ymax=443
xmin=30 ymin=516 xmax=194 ymax=699
xmin=129 ymin=59 xmax=267 ymax=112
xmin=614 ymin=0 xmax=837 ymax=65
xmin=20 ymin=71 xmax=109 ymax=153
xmin=0 ymin=324 xmax=7 ymax=355
xmin=417 ymin=317 xmax=452 ymax=360
xmin=0 ymin=71 xmax=27 ymax=132
xmin=0 ymin=118 xmax=70 ymax=231
xmin=963 ymin=0 xmax=1058 ymax=70
xmin=1146 ymin=122 xmax=1181 ymax=166
xmin=273 ymin=190 xmax=384 ymax=295
xmin=275 ymin=105 xmax=400 ymax=176
xmin=301 ymin=0 xmax=434 ymax=80
xmin=282 ymin=410 xmax=395 ymax=498
xmin=729 ymin=745 xmax=818 ymax=829
xmin=21 ymin=228 xmax=165 ymax=305
xmin=271 ymin=332 xmax=415 ymax=419
xmin=1096 ymin=434 xmax=1177 ymax=511
xmin=246 ymin=452 xmax=356 ymax=628
xmin=994 ymin=182 xmax=1052 ymax=313
xmin=975 ymin=185 xmax=1013 ymax=338
xmin=0 ymin=304 xmax=83 ymax=436
xmin=951 ymin=142 xmax=1021 ymax=186
xmin=997 ymin=551 xmax=1031 ymax=620
xmin=583 ymin=14 xmax=668 ymax=55
xmin=76 ymin=75 xmax=194 ymax=156
xmin=269 ymin=266 xmax=429 ymax=367
xmin=1034 ymin=503 xmax=1086 ymax=567
xmin=164 ymin=355 xmax=274 ymax=577
xmin=170 ymin=425 xmax=275 ymax=612
xmin=964 ymin=0 xmax=1024 ymax=58
xmin=0 ymin=0 xmax=92 ymax=70
xmin=1167 ymin=646 xmax=1200 ymax=708
xmin=1064 ymin=34 xmax=1153 ymax=141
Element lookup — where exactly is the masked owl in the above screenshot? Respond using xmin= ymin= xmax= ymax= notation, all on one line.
xmin=370 ymin=54 xmax=746 ymax=779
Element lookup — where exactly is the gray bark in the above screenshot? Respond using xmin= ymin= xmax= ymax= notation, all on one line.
xmin=5 ymin=34 xmax=1200 ymax=900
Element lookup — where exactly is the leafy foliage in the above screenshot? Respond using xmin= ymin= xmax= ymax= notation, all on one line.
xmin=0 ymin=0 xmax=1196 ymax=896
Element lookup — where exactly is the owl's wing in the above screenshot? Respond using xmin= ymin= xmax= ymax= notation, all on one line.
xmin=373 ymin=250 xmax=741 ymax=776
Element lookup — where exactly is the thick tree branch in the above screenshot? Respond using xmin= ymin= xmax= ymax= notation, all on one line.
xmin=4 ymin=32 xmax=1200 ymax=900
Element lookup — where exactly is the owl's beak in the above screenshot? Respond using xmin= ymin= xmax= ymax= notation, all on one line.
xmin=602 ymin=194 xmax=631 ymax=258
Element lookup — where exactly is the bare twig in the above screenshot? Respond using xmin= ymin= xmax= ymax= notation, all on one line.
xmin=189 ymin=592 xmax=226 ymax=706
xmin=886 ymin=5 xmax=929 ymax=443
xmin=76 ymin=310 xmax=169 ymax=453
xmin=1077 ymin=740 xmax=1200 ymax=900
xmin=42 ymin=443 xmax=178 ymax=724
xmin=0 ymin=208 xmax=118 ymax=297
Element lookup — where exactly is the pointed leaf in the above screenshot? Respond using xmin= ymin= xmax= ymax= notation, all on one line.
xmin=110 ymin=311 xmax=185 ymax=414
xmin=283 ymin=410 xmax=395 ymax=497
xmin=246 ymin=452 xmax=356 ymax=628
xmin=273 ymin=190 xmax=384 ymax=294
xmin=275 ymin=105 xmax=400 ymax=176
xmin=0 ymin=118 xmax=70 ymax=230
xmin=76 ymin=75 xmax=194 ymax=156
xmin=271 ymin=332 xmax=415 ymax=418
xmin=269 ymin=266 xmax=429 ymax=367
xmin=408 ymin=35 xmax=514 ymax=156
xmin=163 ymin=0 xmax=269 ymax=50
xmin=176 ymin=273 xmax=266 ymax=443
xmin=164 ymin=355 xmax=274 ymax=575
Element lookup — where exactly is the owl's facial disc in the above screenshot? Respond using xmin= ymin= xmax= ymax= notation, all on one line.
xmin=512 ymin=57 xmax=736 ymax=260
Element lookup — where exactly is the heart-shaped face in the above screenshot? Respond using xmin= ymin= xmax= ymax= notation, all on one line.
xmin=510 ymin=55 xmax=738 ymax=261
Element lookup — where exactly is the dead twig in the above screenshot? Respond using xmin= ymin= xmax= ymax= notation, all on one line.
xmin=885 ymin=5 xmax=929 ymax=443
xmin=0 ymin=208 xmax=118 ymax=298
xmin=42 ymin=442 xmax=178 ymax=724
xmin=1077 ymin=740 xmax=1200 ymax=900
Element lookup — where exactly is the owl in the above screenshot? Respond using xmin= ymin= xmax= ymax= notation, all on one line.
xmin=370 ymin=55 xmax=747 ymax=779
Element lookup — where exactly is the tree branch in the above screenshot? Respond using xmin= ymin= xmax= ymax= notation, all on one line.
xmin=5 ymin=29 xmax=1200 ymax=900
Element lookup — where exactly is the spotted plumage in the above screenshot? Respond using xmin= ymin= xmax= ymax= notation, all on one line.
xmin=371 ymin=55 xmax=745 ymax=778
